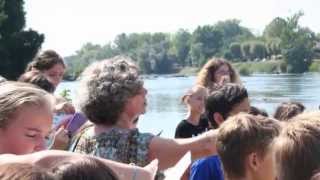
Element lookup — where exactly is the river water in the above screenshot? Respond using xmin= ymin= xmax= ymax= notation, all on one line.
xmin=56 ymin=73 xmax=320 ymax=138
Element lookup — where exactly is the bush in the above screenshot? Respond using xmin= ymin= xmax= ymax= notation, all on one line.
xmin=238 ymin=65 xmax=251 ymax=76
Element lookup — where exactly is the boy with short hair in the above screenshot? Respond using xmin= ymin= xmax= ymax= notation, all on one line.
xmin=217 ymin=113 xmax=280 ymax=180
xmin=275 ymin=111 xmax=320 ymax=180
xmin=190 ymin=84 xmax=250 ymax=180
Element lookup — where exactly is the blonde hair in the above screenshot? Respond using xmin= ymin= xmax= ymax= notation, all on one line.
xmin=196 ymin=58 xmax=241 ymax=91
xmin=181 ymin=85 xmax=207 ymax=104
xmin=0 ymin=82 xmax=54 ymax=128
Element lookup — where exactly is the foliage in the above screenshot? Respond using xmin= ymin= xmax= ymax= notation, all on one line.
xmin=191 ymin=25 xmax=223 ymax=65
xmin=63 ymin=13 xmax=318 ymax=77
xmin=309 ymin=60 xmax=320 ymax=72
xmin=233 ymin=60 xmax=285 ymax=74
xmin=263 ymin=17 xmax=287 ymax=39
xmin=172 ymin=29 xmax=191 ymax=66
xmin=60 ymin=89 xmax=72 ymax=102
xmin=280 ymin=12 xmax=316 ymax=73
xmin=214 ymin=19 xmax=253 ymax=48
xmin=0 ymin=0 xmax=44 ymax=80
xmin=229 ymin=42 xmax=242 ymax=60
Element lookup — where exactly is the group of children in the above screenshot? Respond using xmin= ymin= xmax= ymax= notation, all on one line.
xmin=173 ymin=58 xmax=320 ymax=180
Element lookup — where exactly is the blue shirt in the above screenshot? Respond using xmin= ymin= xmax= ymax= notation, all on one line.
xmin=190 ymin=155 xmax=224 ymax=180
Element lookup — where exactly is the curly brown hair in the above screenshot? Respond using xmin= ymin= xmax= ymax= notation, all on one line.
xmin=77 ymin=56 xmax=143 ymax=125
xmin=196 ymin=58 xmax=241 ymax=92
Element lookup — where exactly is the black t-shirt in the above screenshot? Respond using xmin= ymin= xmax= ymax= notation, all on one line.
xmin=174 ymin=117 xmax=209 ymax=138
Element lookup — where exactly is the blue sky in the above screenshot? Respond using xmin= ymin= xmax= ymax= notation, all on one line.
xmin=25 ymin=0 xmax=320 ymax=57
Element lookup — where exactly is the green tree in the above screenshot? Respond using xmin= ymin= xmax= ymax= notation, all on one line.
xmin=172 ymin=29 xmax=191 ymax=66
xmin=214 ymin=19 xmax=253 ymax=48
xmin=0 ymin=0 xmax=7 ymax=31
xmin=250 ymin=41 xmax=267 ymax=60
xmin=229 ymin=42 xmax=242 ymax=60
xmin=241 ymin=42 xmax=251 ymax=61
xmin=192 ymin=25 xmax=223 ymax=64
xmin=0 ymin=0 xmax=44 ymax=79
xmin=263 ymin=17 xmax=287 ymax=39
xmin=280 ymin=12 xmax=316 ymax=73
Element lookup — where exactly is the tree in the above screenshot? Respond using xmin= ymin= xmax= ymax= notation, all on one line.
xmin=229 ymin=42 xmax=242 ymax=60
xmin=0 ymin=0 xmax=7 ymax=31
xmin=192 ymin=25 xmax=223 ymax=64
xmin=0 ymin=0 xmax=44 ymax=79
xmin=241 ymin=42 xmax=251 ymax=61
xmin=263 ymin=17 xmax=287 ymax=39
xmin=172 ymin=29 xmax=191 ymax=66
xmin=214 ymin=19 xmax=253 ymax=48
xmin=280 ymin=12 xmax=316 ymax=73
xmin=250 ymin=41 xmax=267 ymax=60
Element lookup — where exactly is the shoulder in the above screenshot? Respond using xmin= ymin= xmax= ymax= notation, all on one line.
xmin=190 ymin=155 xmax=223 ymax=180
xmin=176 ymin=120 xmax=189 ymax=128
xmin=175 ymin=120 xmax=193 ymax=138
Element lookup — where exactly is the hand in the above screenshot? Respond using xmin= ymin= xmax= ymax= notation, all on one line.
xmin=54 ymin=102 xmax=75 ymax=114
xmin=218 ymin=75 xmax=231 ymax=86
xmin=141 ymin=159 xmax=158 ymax=180
xmin=51 ymin=127 xmax=70 ymax=150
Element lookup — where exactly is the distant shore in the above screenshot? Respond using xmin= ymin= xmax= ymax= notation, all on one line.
xmin=63 ymin=59 xmax=320 ymax=81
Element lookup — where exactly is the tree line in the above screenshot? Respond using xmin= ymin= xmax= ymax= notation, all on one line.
xmin=65 ymin=12 xmax=320 ymax=78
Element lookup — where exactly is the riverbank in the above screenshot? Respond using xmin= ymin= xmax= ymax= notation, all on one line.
xmin=176 ymin=59 xmax=320 ymax=76
xmin=63 ymin=59 xmax=320 ymax=81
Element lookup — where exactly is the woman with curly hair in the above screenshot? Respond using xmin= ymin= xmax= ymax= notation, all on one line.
xmin=72 ymin=56 xmax=218 ymax=180
xmin=196 ymin=58 xmax=241 ymax=93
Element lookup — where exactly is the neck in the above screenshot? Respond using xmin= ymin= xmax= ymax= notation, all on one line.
xmin=116 ymin=112 xmax=136 ymax=129
xmin=186 ymin=111 xmax=201 ymax=125
xmin=93 ymin=112 xmax=136 ymax=135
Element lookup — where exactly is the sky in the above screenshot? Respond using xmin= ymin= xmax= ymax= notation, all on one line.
xmin=25 ymin=0 xmax=320 ymax=57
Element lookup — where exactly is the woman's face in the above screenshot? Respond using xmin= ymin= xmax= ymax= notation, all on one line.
xmin=43 ymin=64 xmax=65 ymax=88
xmin=0 ymin=105 xmax=52 ymax=155
xmin=213 ymin=64 xmax=231 ymax=85
xmin=124 ymin=87 xmax=148 ymax=128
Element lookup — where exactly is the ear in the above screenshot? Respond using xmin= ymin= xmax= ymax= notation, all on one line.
xmin=213 ymin=112 xmax=224 ymax=126
xmin=247 ymin=152 xmax=261 ymax=172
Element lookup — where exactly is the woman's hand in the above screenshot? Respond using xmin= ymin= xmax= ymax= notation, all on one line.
xmin=141 ymin=159 xmax=158 ymax=180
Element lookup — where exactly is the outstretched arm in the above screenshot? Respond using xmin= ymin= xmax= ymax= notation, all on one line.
xmin=148 ymin=129 xmax=218 ymax=170
xmin=0 ymin=150 xmax=158 ymax=180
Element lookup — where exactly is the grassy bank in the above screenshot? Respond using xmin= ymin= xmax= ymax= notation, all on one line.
xmin=177 ymin=67 xmax=200 ymax=76
xmin=178 ymin=60 xmax=286 ymax=76
xmin=167 ymin=59 xmax=320 ymax=76
xmin=233 ymin=60 xmax=286 ymax=76
xmin=309 ymin=59 xmax=320 ymax=72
